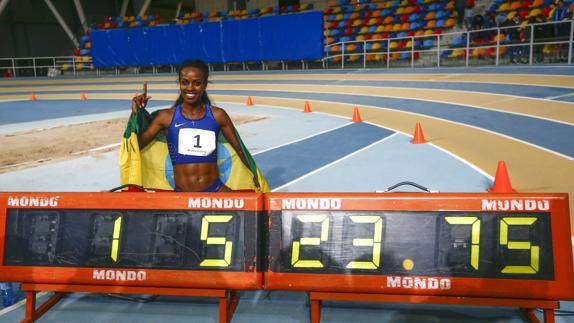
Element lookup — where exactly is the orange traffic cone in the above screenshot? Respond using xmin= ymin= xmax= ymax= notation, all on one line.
xmin=303 ymin=101 xmax=312 ymax=113
xmin=411 ymin=122 xmax=427 ymax=144
xmin=30 ymin=92 xmax=37 ymax=101
xmin=246 ymin=96 xmax=254 ymax=106
xmin=80 ymin=92 xmax=87 ymax=101
xmin=352 ymin=106 xmax=362 ymax=122
xmin=487 ymin=160 xmax=517 ymax=193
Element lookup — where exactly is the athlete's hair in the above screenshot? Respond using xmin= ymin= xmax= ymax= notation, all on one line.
xmin=174 ymin=59 xmax=211 ymax=106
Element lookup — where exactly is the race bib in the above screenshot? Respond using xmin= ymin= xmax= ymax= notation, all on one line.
xmin=178 ymin=128 xmax=216 ymax=156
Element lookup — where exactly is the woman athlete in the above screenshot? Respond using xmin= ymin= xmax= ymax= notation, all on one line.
xmin=131 ymin=59 xmax=260 ymax=192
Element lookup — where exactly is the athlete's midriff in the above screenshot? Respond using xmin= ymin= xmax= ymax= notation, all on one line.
xmin=174 ymin=162 xmax=219 ymax=191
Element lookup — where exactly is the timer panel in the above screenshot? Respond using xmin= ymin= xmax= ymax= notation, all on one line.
xmin=264 ymin=193 xmax=574 ymax=300
xmin=268 ymin=211 xmax=554 ymax=279
xmin=0 ymin=192 xmax=264 ymax=289
xmin=4 ymin=209 xmax=253 ymax=271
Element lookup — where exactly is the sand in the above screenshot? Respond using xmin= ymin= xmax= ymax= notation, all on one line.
xmin=0 ymin=115 xmax=265 ymax=174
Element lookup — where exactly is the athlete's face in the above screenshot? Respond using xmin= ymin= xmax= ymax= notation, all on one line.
xmin=179 ymin=67 xmax=206 ymax=106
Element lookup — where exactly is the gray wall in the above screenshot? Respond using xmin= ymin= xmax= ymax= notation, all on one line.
xmin=0 ymin=0 xmax=119 ymax=58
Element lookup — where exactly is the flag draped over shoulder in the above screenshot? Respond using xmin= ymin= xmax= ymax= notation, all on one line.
xmin=119 ymin=107 xmax=269 ymax=192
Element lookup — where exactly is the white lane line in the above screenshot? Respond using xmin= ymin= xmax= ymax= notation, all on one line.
xmin=0 ymin=292 xmax=49 ymax=317
xmin=252 ymin=123 xmax=351 ymax=155
xmin=219 ymin=101 xmax=499 ymax=180
xmin=226 ymin=86 xmax=574 ymax=126
xmin=271 ymin=133 xmax=400 ymax=192
xmin=545 ymin=92 xmax=574 ymax=100
xmin=222 ymin=98 xmax=574 ymax=162
xmin=71 ymin=143 xmax=122 ymax=155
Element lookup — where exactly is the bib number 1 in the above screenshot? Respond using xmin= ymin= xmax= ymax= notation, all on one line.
xmin=179 ymin=129 xmax=216 ymax=156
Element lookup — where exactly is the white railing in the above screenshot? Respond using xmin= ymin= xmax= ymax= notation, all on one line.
xmin=323 ymin=20 xmax=574 ymax=68
xmin=0 ymin=20 xmax=572 ymax=78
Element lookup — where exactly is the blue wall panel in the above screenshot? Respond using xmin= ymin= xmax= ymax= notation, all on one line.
xmin=91 ymin=11 xmax=323 ymax=67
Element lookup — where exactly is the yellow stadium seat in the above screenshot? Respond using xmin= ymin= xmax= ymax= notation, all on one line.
xmin=376 ymin=25 xmax=385 ymax=32
xmin=396 ymin=7 xmax=404 ymax=15
xmin=530 ymin=8 xmax=541 ymax=17
xmin=372 ymin=42 xmax=382 ymax=50
xmin=392 ymin=23 xmax=401 ymax=31
xmin=61 ymin=64 xmax=69 ymax=71
xmin=356 ymin=35 xmax=365 ymax=40
xmin=368 ymin=18 xmax=378 ymax=25
xmin=406 ymin=40 xmax=413 ymax=48
xmin=360 ymin=26 xmax=369 ymax=33
xmin=390 ymin=41 xmax=398 ymax=49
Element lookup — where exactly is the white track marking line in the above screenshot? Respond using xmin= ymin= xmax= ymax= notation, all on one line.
xmin=545 ymin=92 xmax=574 ymax=100
xmin=221 ymin=98 xmax=574 ymax=162
xmin=271 ymin=133 xmax=399 ymax=192
xmin=0 ymin=292 xmax=49 ymax=317
xmin=252 ymin=123 xmax=351 ymax=155
xmin=71 ymin=143 xmax=122 ymax=155
xmin=220 ymin=101 xmax=501 ymax=179
xmin=223 ymin=86 xmax=574 ymax=126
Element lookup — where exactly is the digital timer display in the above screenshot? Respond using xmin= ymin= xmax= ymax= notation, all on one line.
xmin=4 ymin=209 xmax=254 ymax=271
xmin=268 ymin=210 xmax=553 ymax=279
xmin=264 ymin=193 xmax=574 ymax=300
xmin=0 ymin=192 xmax=264 ymax=290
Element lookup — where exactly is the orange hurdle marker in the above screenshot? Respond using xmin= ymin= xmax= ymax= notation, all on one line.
xmin=411 ymin=122 xmax=427 ymax=144
xmin=488 ymin=160 xmax=517 ymax=193
xmin=246 ymin=96 xmax=254 ymax=106
xmin=303 ymin=101 xmax=312 ymax=113
xmin=352 ymin=106 xmax=362 ymax=122
xmin=80 ymin=92 xmax=88 ymax=101
xmin=30 ymin=92 xmax=37 ymax=101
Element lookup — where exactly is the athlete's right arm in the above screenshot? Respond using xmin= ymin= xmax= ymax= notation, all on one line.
xmin=138 ymin=109 xmax=172 ymax=150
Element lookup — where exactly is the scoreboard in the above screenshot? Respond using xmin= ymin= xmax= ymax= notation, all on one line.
xmin=265 ymin=193 xmax=574 ymax=300
xmin=0 ymin=192 xmax=573 ymax=302
xmin=0 ymin=192 xmax=263 ymax=290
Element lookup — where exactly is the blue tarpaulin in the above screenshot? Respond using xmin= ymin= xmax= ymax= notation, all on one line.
xmin=91 ymin=11 xmax=323 ymax=67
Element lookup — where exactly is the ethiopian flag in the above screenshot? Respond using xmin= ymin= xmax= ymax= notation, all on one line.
xmin=119 ymin=107 xmax=269 ymax=192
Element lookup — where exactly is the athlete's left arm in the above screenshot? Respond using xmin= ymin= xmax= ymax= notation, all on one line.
xmin=214 ymin=107 xmax=261 ymax=190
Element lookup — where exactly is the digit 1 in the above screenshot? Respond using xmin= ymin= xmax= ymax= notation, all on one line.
xmin=291 ymin=214 xmax=330 ymax=268
xmin=110 ymin=216 xmax=122 ymax=262
xmin=444 ymin=216 xmax=481 ymax=270
xmin=193 ymin=135 xmax=201 ymax=148
xmin=500 ymin=217 xmax=539 ymax=274
xmin=199 ymin=215 xmax=233 ymax=267
xmin=346 ymin=216 xmax=383 ymax=270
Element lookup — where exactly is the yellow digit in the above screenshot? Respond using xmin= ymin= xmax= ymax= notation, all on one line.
xmin=199 ymin=215 xmax=233 ymax=267
xmin=291 ymin=214 xmax=329 ymax=268
xmin=346 ymin=216 xmax=383 ymax=270
xmin=445 ymin=216 xmax=480 ymax=270
xmin=500 ymin=217 xmax=539 ymax=274
xmin=110 ymin=216 xmax=122 ymax=262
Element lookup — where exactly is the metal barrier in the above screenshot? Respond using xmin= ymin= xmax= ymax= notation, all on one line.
xmin=0 ymin=20 xmax=572 ymax=78
xmin=323 ymin=20 xmax=574 ymax=69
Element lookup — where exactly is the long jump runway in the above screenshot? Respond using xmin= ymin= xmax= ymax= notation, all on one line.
xmin=0 ymin=66 xmax=573 ymax=322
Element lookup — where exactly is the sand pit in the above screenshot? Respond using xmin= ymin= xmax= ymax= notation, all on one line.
xmin=0 ymin=115 xmax=265 ymax=173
